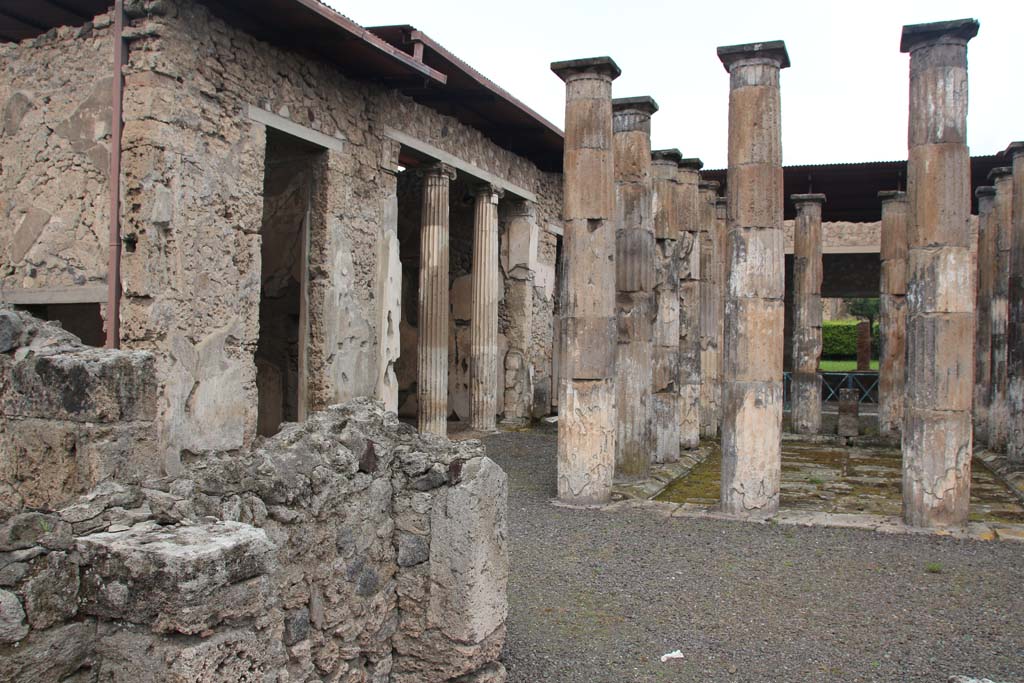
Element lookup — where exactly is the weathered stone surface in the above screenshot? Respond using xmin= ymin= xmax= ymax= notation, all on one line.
xmin=973 ymin=186 xmax=996 ymax=445
xmin=901 ymin=20 xmax=976 ymax=527
xmin=470 ymin=185 xmax=502 ymax=432
xmin=553 ymin=57 xmax=619 ymax=504
xmin=879 ymin=191 xmax=909 ymax=436
xmin=856 ymin=320 xmax=872 ymax=371
xmin=1004 ymin=142 xmax=1024 ymax=465
xmin=790 ymin=195 xmax=823 ymax=435
xmin=0 ymin=311 xmax=22 ymax=353
xmin=0 ymin=621 xmax=95 ymax=681
xmin=23 ymin=550 xmax=79 ymax=630
xmin=837 ymin=388 xmax=860 ymax=437
xmin=718 ymin=41 xmax=788 ymax=518
xmin=0 ymin=588 xmax=28 ymax=643
xmin=989 ymin=169 xmax=1013 ymax=451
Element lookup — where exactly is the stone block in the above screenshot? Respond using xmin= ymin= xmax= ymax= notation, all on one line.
xmin=563 ymin=316 xmax=616 ymax=380
xmin=721 ymin=298 xmax=784 ymax=383
xmin=726 ymin=164 xmax=783 ymax=230
xmin=906 ymin=313 xmax=974 ymax=411
xmin=0 ymin=311 xmax=23 ymax=353
xmin=428 ymin=457 xmax=508 ymax=643
xmin=651 ymin=393 xmax=680 ymax=464
xmin=562 ymin=218 xmax=617 ymax=317
xmin=652 ymin=346 xmax=678 ymax=392
xmin=23 ymin=550 xmax=79 ymax=630
xmin=906 ymin=246 xmax=974 ymax=313
xmin=902 ymin=408 xmax=972 ymax=527
xmin=724 ymin=226 xmax=784 ymax=299
xmin=78 ymin=521 xmax=274 ymax=634
xmin=558 ymin=379 xmax=616 ymax=504
xmin=563 ymin=149 xmax=614 ymax=221
xmin=0 ymin=621 xmax=94 ymax=682
xmin=837 ymin=388 xmax=860 ymax=437
xmin=908 ymin=53 xmax=968 ymax=147
xmin=0 ymin=588 xmax=28 ymax=643
xmin=615 ymin=292 xmax=653 ymax=342
xmin=906 ymin=144 xmax=971 ymax=249
xmin=720 ymin=380 xmax=782 ymax=516
xmin=615 ymin=220 xmax=654 ymax=292
xmin=2 ymin=349 xmax=156 ymax=422
xmin=726 ymin=84 xmax=781 ymax=166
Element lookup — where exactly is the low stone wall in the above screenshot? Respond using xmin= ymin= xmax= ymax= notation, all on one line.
xmin=0 ymin=398 xmax=508 ymax=682
xmin=0 ymin=307 xmax=158 ymax=518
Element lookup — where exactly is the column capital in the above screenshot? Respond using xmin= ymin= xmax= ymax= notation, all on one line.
xmin=419 ymin=162 xmax=457 ymax=182
xmin=551 ymin=56 xmax=621 ymax=82
xmin=988 ymin=166 xmax=1012 ymax=182
xmin=791 ymin=193 xmax=826 ymax=206
xmin=878 ymin=190 xmax=907 ymax=203
xmin=976 ymin=185 xmax=996 ymax=199
xmin=612 ymin=96 xmax=659 ymax=116
xmin=717 ymin=40 xmax=790 ymax=72
xmin=473 ymin=182 xmax=504 ymax=201
xmin=507 ymin=197 xmax=536 ymax=218
xmin=678 ymin=158 xmax=704 ymax=171
xmin=1004 ymin=141 xmax=1024 ymax=160
xmin=652 ymin=148 xmax=682 ymax=165
xmin=900 ymin=18 xmax=979 ymax=53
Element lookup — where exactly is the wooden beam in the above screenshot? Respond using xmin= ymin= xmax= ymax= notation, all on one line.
xmin=0 ymin=285 xmax=108 ymax=305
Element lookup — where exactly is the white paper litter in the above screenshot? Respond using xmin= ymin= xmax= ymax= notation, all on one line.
xmin=660 ymin=650 xmax=684 ymax=662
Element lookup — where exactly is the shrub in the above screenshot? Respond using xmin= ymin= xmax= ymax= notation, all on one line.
xmin=821 ymin=320 xmax=880 ymax=360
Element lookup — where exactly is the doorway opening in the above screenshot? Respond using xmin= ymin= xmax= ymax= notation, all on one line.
xmin=256 ymin=127 xmax=323 ymax=437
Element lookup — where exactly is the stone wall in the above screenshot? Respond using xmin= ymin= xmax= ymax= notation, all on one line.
xmin=0 ymin=15 xmax=114 ymax=294
xmin=0 ymin=398 xmax=509 ymax=683
xmin=0 ymin=307 xmax=158 ymax=519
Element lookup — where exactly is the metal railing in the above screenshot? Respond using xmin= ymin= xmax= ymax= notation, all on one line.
xmin=782 ymin=371 xmax=879 ymax=406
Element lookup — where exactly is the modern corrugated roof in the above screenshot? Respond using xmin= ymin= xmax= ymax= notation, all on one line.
xmin=701 ymin=155 xmax=1002 ymax=222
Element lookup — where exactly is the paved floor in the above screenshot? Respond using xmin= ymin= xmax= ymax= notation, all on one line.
xmin=482 ymin=427 xmax=1024 ymax=683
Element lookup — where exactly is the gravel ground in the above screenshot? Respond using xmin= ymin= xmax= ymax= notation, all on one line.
xmin=483 ymin=428 xmax=1024 ymax=683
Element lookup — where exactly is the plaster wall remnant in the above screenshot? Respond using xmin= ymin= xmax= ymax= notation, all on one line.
xmin=717 ymin=40 xmax=790 ymax=518
xmin=698 ymin=180 xmax=722 ymax=438
xmin=790 ymin=194 xmax=825 ymax=434
xmin=900 ymin=18 xmax=979 ymax=528
xmin=676 ymin=158 xmax=704 ymax=451
xmin=1004 ymin=141 xmax=1024 ymax=465
xmin=551 ymin=56 xmax=620 ymax=505
xmin=417 ymin=163 xmax=457 ymax=436
xmin=470 ymin=184 xmax=503 ymax=432
xmin=878 ymin=191 xmax=909 ymax=436
xmin=973 ymin=186 xmax=996 ymax=444
xmin=650 ymin=149 xmax=682 ymax=463
xmin=612 ymin=97 xmax=658 ymax=477
xmin=988 ymin=167 xmax=1013 ymax=452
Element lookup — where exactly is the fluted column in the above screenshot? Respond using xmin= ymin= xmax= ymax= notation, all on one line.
xmin=417 ymin=162 xmax=456 ymax=436
xmin=651 ymin=149 xmax=682 ymax=463
xmin=989 ymin=167 xmax=1013 ymax=451
xmin=677 ymin=157 xmax=704 ymax=450
xmin=717 ymin=40 xmax=789 ymax=518
xmin=698 ymin=180 xmax=721 ymax=438
xmin=900 ymin=19 xmax=978 ymax=528
xmin=1005 ymin=141 xmax=1024 ymax=464
xmin=973 ymin=186 xmax=996 ymax=444
xmin=613 ymin=97 xmax=658 ymax=477
xmin=790 ymin=194 xmax=825 ymax=434
xmin=878 ymin=190 xmax=909 ymax=436
xmin=470 ymin=183 xmax=502 ymax=432
xmin=551 ymin=57 xmax=621 ymax=505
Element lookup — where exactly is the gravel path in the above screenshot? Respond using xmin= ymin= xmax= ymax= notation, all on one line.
xmin=483 ymin=428 xmax=1024 ymax=683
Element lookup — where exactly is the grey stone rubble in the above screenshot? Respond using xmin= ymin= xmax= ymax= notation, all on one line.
xmin=0 ymin=313 xmax=508 ymax=682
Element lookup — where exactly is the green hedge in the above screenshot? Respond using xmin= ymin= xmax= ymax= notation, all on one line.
xmin=821 ymin=320 xmax=880 ymax=360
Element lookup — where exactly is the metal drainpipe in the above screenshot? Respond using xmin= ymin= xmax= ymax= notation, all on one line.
xmin=106 ymin=0 xmax=126 ymax=349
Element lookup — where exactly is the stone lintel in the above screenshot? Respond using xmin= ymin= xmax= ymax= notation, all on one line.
xmin=900 ymin=18 xmax=979 ymax=53
xmin=1004 ymin=141 xmax=1024 ymax=160
xmin=551 ymin=56 xmax=622 ymax=81
xmin=612 ymin=96 xmax=659 ymax=115
xmin=975 ymin=185 xmax=996 ymax=198
xmin=988 ymin=166 xmax=1012 ymax=181
xmin=791 ymin=193 xmax=826 ymax=205
xmin=878 ymin=190 xmax=907 ymax=202
xmin=717 ymin=40 xmax=790 ymax=71
xmin=698 ymin=179 xmax=720 ymax=192
xmin=678 ymin=158 xmax=704 ymax=171
xmin=419 ymin=161 xmax=457 ymax=181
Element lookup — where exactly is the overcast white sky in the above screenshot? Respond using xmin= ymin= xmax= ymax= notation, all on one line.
xmin=325 ymin=0 xmax=1022 ymax=169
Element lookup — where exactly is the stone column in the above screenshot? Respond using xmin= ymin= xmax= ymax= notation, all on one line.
xmin=856 ymin=321 xmax=871 ymax=371
xmin=1005 ymin=141 xmax=1024 ymax=464
xmin=651 ymin=149 xmax=682 ymax=463
xmin=973 ymin=186 xmax=996 ymax=444
xmin=900 ymin=19 xmax=978 ymax=528
xmin=376 ymin=139 xmax=403 ymax=413
xmin=717 ymin=41 xmax=789 ymax=518
xmin=612 ymin=97 xmax=658 ymax=477
xmin=677 ymin=158 xmax=704 ymax=450
xmin=878 ymin=190 xmax=909 ymax=436
xmin=551 ymin=57 xmax=621 ymax=505
xmin=790 ymin=194 xmax=825 ymax=434
xmin=502 ymin=200 xmax=537 ymax=426
xmin=989 ymin=167 xmax=1013 ymax=451
xmin=698 ymin=180 xmax=721 ymax=438
xmin=470 ymin=183 xmax=502 ymax=432
xmin=417 ymin=162 xmax=456 ymax=436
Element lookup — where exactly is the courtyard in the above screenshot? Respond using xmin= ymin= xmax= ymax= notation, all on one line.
xmin=484 ymin=428 xmax=1024 ymax=682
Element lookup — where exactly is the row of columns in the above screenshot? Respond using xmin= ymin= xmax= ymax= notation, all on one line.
xmin=414 ymin=163 xmax=526 ymax=438
xmin=551 ymin=17 xmax=1001 ymax=528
